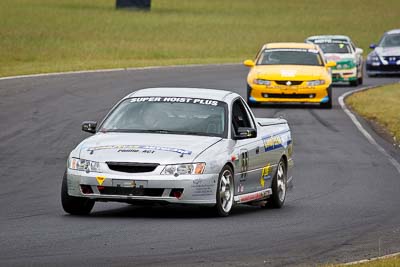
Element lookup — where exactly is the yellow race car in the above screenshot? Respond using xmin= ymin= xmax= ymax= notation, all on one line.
xmin=244 ymin=43 xmax=336 ymax=109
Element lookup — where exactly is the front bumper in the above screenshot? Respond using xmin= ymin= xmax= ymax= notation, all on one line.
xmin=66 ymin=169 xmax=218 ymax=205
xmin=366 ymin=63 xmax=400 ymax=75
xmin=332 ymin=68 xmax=357 ymax=82
xmin=248 ymin=84 xmax=330 ymax=104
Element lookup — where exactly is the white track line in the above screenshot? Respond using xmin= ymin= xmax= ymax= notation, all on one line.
xmin=343 ymin=251 xmax=400 ymax=265
xmin=0 ymin=63 xmax=239 ymax=81
xmin=338 ymin=84 xmax=400 ymax=175
xmin=339 ymin=84 xmax=400 ymax=264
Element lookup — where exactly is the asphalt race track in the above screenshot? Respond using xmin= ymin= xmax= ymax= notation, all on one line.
xmin=0 ymin=65 xmax=399 ymax=266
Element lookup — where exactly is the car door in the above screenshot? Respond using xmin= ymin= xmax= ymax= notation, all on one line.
xmin=351 ymin=42 xmax=363 ymax=73
xmin=231 ymin=98 xmax=265 ymax=195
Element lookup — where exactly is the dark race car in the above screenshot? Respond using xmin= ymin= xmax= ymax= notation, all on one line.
xmin=366 ymin=29 xmax=400 ymax=76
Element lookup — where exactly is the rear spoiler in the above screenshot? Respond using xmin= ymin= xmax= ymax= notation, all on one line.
xmin=256 ymin=118 xmax=288 ymax=127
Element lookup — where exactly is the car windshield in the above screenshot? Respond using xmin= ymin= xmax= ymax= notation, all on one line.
xmin=257 ymin=49 xmax=323 ymax=66
xmin=315 ymin=42 xmax=351 ymax=54
xmin=379 ymin=33 xmax=400 ymax=47
xmin=100 ymin=97 xmax=227 ymax=138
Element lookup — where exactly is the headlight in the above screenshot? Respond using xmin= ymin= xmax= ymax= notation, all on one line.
xmin=367 ymin=53 xmax=379 ymax=62
xmin=336 ymin=61 xmax=355 ymax=69
xmin=161 ymin=163 xmax=206 ymax=176
xmin=68 ymin=158 xmax=101 ymax=173
xmin=253 ymin=79 xmax=271 ymax=86
xmin=307 ymin=80 xmax=326 ymax=86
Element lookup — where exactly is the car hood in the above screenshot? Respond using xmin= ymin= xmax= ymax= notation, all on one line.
xmin=375 ymin=47 xmax=400 ymax=56
xmin=252 ymin=65 xmax=326 ymax=80
xmin=324 ymin=53 xmax=355 ymax=62
xmin=78 ymin=132 xmax=222 ymax=164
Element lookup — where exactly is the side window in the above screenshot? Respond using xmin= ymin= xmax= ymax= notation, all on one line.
xmin=351 ymin=42 xmax=356 ymax=52
xmin=231 ymin=99 xmax=254 ymax=135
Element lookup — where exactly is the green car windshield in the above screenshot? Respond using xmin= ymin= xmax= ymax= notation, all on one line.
xmin=317 ymin=42 xmax=351 ymax=54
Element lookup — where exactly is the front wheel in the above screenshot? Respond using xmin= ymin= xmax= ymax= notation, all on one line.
xmin=247 ymin=84 xmax=260 ymax=107
xmin=214 ymin=165 xmax=235 ymax=217
xmin=357 ymin=75 xmax=363 ymax=85
xmin=264 ymin=159 xmax=287 ymax=209
xmin=61 ymin=171 xmax=95 ymax=215
xmin=320 ymin=87 xmax=332 ymax=109
xmin=349 ymin=79 xmax=359 ymax=86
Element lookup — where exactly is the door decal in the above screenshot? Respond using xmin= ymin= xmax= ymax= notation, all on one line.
xmin=240 ymin=150 xmax=249 ymax=181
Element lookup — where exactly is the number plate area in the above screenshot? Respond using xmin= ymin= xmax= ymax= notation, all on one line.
xmin=112 ymin=179 xmax=148 ymax=188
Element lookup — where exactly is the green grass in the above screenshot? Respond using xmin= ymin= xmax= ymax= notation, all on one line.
xmin=325 ymin=255 xmax=400 ymax=267
xmin=1 ymin=0 xmax=400 ymax=76
xmin=346 ymin=83 xmax=400 ymax=144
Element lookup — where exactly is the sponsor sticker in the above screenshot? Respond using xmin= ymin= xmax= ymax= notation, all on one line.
xmin=237 ymin=184 xmax=244 ymax=193
xmin=86 ymin=145 xmax=192 ymax=155
xmin=263 ymin=136 xmax=283 ymax=152
xmin=96 ymin=176 xmax=106 ymax=185
xmin=129 ymin=97 xmax=219 ymax=106
xmin=238 ymin=190 xmax=269 ymax=203
xmin=260 ymin=163 xmax=272 ymax=188
xmin=280 ymin=70 xmax=297 ymax=77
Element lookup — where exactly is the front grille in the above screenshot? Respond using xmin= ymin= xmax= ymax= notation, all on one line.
xmin=275 ymin=80 xmax=303 ymax=86
xmin=106 ymin=162 xmax=159 ymax=173
xmin=383 ymin=56 xmax=400 ymax=62
xmin=264 ymin=93 xmax=315 ymax=99
xmin=366 ymin=64 xmax=400 ymax=71
xmin=99 ymin=186 xmax=164 ymax=197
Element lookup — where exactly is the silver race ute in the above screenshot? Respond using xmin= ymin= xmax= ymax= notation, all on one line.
xmin=62 ymin=88 xmax=294 ymax=216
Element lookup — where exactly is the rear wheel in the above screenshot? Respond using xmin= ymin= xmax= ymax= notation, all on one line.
xmin=264 ymin=159 xmax=287 ymax=209
xmin=214 ymin=165 xmax=234 ymax=217
xmin=320 ymin=87 xmax=332 ymax=109
xmin=61 ymin=171 xmax=95 ymax=215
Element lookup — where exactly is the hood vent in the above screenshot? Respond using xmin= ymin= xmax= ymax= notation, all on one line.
xmin=106 ymin=162 xmax=159 ymax=173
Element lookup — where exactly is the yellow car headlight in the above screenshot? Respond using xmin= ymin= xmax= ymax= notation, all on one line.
xmin=307 ymin=80 xmax=326 ymax=86
xmin=253 ymin=79 xmax=271 ymax=86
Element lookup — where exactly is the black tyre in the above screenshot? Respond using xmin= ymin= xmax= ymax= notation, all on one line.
xmin=349 ymin=79 xmax=359 ymax=86
xmin=247 ymin=84 xmax=260 ymax=107
xmin=320 ymin=87 xmax=332 ymax=109
xmin=357 ymin=76 xmax=363 ymax=85
xmin=214 ymin=165 xmax=234 ymax=217
xmin=264 ymin=159 xmax=287 ymax=209
xmin=61 ymin=171 xmax=95 ymax=215
xmin=358 ymin=67 xmax=363 ymax=85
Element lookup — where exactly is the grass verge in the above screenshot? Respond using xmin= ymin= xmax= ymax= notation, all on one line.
xmin=325 ymin=255 xmax=400 ymax=267
xmin=345 ymin=83 xmax=400 ymax=146
xmin=1 ymin=0 xmax=400 ymax=76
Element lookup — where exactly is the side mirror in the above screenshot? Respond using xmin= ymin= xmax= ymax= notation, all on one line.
xmin=325 ymin=61 xmax=336 ymax=68
xmin=355 ymin=48 xmax=363 ymax=54
xmin=234 ymin=127 xmax=257 ymax=140
xmin=369 ymin=44 xmax=376 ymax=49
xmin=82 ymin=121 xmax=97 ymax=134
xmin=243 ymin=59 xmax=255 ymax=67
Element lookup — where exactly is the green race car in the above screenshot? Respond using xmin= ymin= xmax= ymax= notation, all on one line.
xmin=306 ymin=35 xmax=364 ymax=86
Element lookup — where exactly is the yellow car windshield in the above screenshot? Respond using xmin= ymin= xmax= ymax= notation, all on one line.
xmin=257 ymin=49 xmax=323 ymax=66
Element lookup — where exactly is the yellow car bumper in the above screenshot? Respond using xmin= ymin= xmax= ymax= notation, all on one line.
xmin=248 ymin=84 xmax=331 ymax=104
